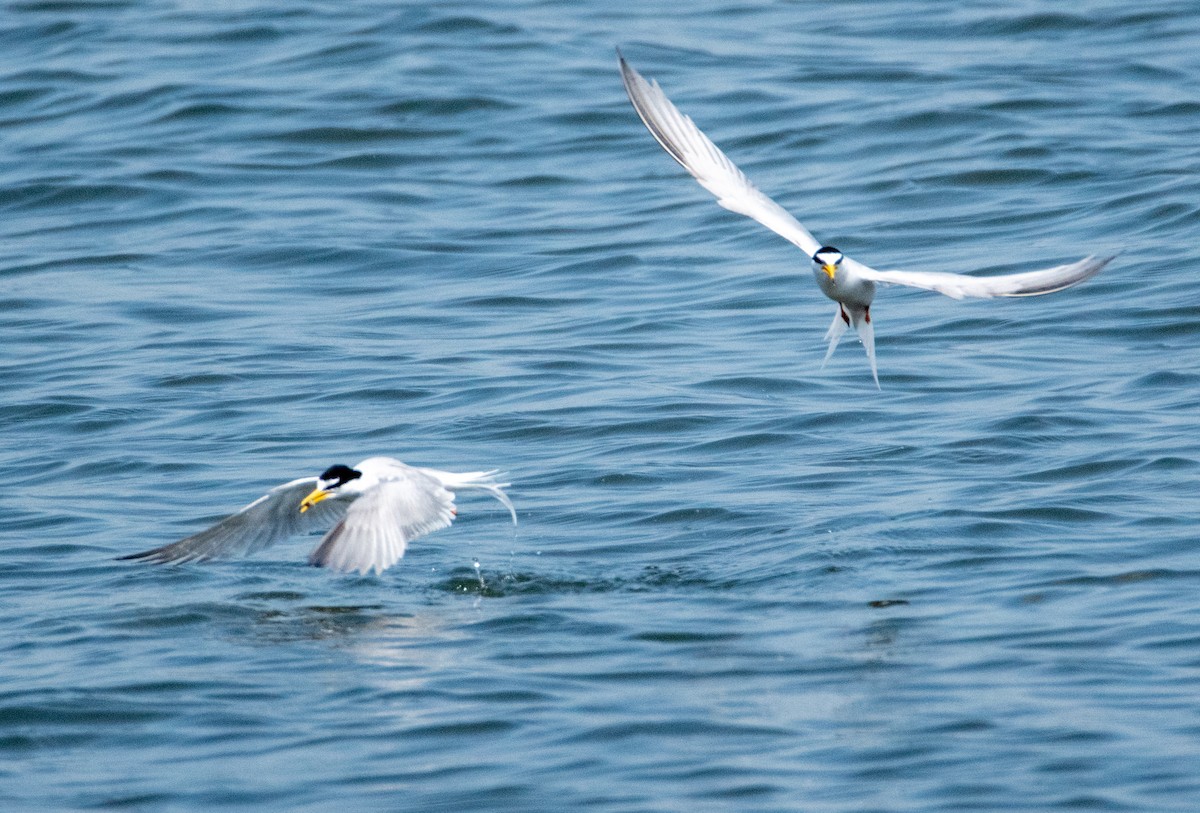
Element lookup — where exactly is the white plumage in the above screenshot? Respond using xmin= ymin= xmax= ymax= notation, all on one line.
xmin=618 ymin=53 xmax=1113 ymax=387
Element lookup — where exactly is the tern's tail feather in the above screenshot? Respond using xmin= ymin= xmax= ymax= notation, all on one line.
xmin=822 ymin=305 xmax=879 ymax=389
xmin=853 ymin=310 xmax=879 ymax=390
xmin=822 ymin=308 xmax=848 ymax=368
xmin=430 ymin=469 xmax=517 ymax=525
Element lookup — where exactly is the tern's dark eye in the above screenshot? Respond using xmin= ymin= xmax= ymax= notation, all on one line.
xmin=318 ymin=464 xmax=362 ymax=486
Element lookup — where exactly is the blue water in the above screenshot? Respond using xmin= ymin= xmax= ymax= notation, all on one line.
xmin=2 ymin=0 xmax=1199 ymax=810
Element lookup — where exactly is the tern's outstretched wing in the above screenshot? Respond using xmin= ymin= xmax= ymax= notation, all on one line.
xmin=307 ymin=467 xmax=456 ymax=576
xmin=619 ymin=52 xmax=822 ymax=257
xmin=859 ymin=254 xmax=1113 ymax=300
xmin=119 ymin=477 xmax=346 ymax=564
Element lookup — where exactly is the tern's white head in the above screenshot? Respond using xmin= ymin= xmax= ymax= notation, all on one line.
xmin=299 ymin=464 xmax=363 ymax=513
xmin=812 ymin=246 xmax=843 ymax=280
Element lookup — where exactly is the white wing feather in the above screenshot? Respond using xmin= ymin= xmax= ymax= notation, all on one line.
xmin=119 ymin=477 xmax=347 ymax=564
xmin=307 ymin=468 xmax=456 ymax=576
xmin=619 ymin=53 xmax=822 ymax=257
xmin=859 ymin=254 xmax=1114 ymax=300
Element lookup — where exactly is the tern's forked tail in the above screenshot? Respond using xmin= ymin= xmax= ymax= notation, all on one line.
xmin=822 ymin=305 xmax=879 ymax=389
xmin=427 ymin=469 xmax=517 ymax=525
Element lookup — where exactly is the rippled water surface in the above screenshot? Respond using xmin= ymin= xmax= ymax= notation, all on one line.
xmin=2 ymin=1 xmax=1199 ymax=810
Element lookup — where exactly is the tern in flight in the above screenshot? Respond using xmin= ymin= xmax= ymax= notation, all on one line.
xmin=618 ymin=53 xmax=1113 ymax=387
xmin=120 ymin=457 xmax=515 ymax=576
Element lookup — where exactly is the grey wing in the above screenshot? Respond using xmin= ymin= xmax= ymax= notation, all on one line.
xmin=119 ymin=477 xmax=347 ymax=564
xmin=859 ymin=255 xmax=1114 ymax=300
xmin=307 ymin=470 xmax=456 ymax=576
xmin=619 ymin=52 xmax=822 ymax=257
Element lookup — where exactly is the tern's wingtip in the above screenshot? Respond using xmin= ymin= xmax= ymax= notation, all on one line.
xmin=1084 ymin=252 xmax=1118 ymax=268
xmin=116 ymin=549 xmax=162 ymax=563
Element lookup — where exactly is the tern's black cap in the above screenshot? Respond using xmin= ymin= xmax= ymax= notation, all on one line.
xmin=318 ymin=464 xmax=362 ymax=486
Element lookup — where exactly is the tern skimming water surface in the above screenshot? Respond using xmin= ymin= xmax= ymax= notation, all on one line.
xmin=120 ymin=457 xmax=515 ymax=576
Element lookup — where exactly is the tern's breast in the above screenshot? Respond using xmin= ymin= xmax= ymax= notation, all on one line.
xmin=812 ymin=264 xmax=875 ymax=307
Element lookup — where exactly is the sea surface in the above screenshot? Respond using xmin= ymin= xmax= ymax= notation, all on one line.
xmin=2 ymin=1 xmax=1199 ymax=810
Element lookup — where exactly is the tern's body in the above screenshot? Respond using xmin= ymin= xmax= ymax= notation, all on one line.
xmin=814 ymin=257 xmax=874 ymax=308
xmin=120 ymin=457 xmax=516 ymax=576
xmin=618 ymin=53 xmax=1113 ymax=387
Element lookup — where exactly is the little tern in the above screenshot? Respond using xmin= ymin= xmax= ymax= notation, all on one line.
xmin=119 ymin=457 xmax=516 ymax=576
xmin=618 ymin=52 xmax=1113 ymax=387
